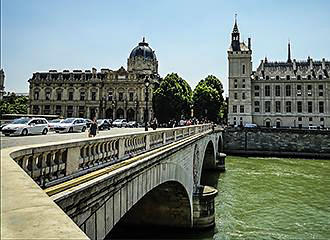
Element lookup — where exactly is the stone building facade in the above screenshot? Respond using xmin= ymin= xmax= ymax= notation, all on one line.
xmin=28 ymin=38 xmax=160 ymax=122
xmin=228 ymin=19 xmax=330 ymax=128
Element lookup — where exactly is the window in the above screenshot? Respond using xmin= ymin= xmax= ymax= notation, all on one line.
xmin=286 ymin=101 xmax=291 ymax=113
xmin=297 ymin=75 xmax=301 ymax=80
xmin=242 ymin=65 xmax=246 ymax=74
xmin=266 ymin=76 xmax=270 ymax=80
xmin=129 ymin=92 xmax=134 ymax=101
xmin=276 ymin=120 xmax=281 ymax=128
xmin=319 ymin=102 xmax=324 ymax=113
xmin=55 ymin=105 xmax=61 ymax=114
xmin=34 ymin=91 xmax=39 ymax=100
xmin=309 ymin=117 xmax=313 ymax=122
xmin=285 ymin=85 xmax=291 ymax=96
xmin=233 ymin=105 xmax=237 ymax=113
xmin=307 ymin=75 xmax=311 ymax=80
xmin=69 ymin=91 xmax=74 ymax=101
xmin=319 ymin=75 xmax=323 ymax=80
xmin=80 ymin=92 xmax=85 ymax=101
xmin=234 ymin=93 xmax=238 ymax=99
xmin=242 ymin=92 xmax=246 ymax=100
xmin=308 ymin=101 xmax=313 ymax=113
xmin=265 ymin=120 xmax=271 ymax=127
xmin=319 ymin=85 xmax=324 ymax=96
xmin=298 ymin=117 xmax=302 ymax=121
xmin=297 ymin=101 xmax=302 ymax=113
xmin=108 ymin=92 xmax=113 ymax=101
xmin=57 ymin=92 xmax=62 ymax=101
xmin=242 ymin=84 xmax=245 ymax=88
xmin=46 ymin=91 xmax=51 ymax=100
xmin=265 ymin=101 xmax=271 ymax=112
xmin=254 ymin=101 xmax=260 ymax=112
xmin=276 ymin=76 xmax=280 ymax=80
xmin=45 ymin=105 xmax=50 ymax=110
xmin=275 ymin=101 xmax=281 ymax=112
xmin=79 ymin=106 xmax=85 ymax=112
xmin=254 ymin=85 xmax=260 ymax=97
xmin=307 ymin=85 xmax=312 ymax=96
xmin=265 ymin=85 xmax=271 ymax=96
xmin=286 ymin=75 xmax=290 ymax=80
xmin=240 ymin=105 xmax=244 ymax=113
xmin=91 ymin=91 xmax=96 ymax=101
xmin=320 ymin=117 xmax=324 ymax=122
xmin=296 ymin=85 xmax=302 ymax=96
xmin=234 ymin=79 xmax=238 ymax=88
xmin=119 ymin=92 xmax=124 ymax=101
xmin=275 ymin=85 xmax=281 ymax=96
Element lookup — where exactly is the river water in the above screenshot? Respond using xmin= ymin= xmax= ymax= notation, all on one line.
xmin=110 ymin=156 xmax=330 ymax=239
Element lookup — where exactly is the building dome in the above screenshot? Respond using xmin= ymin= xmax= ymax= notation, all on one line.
xmin=129 ymin=37 xmax=156 ymax=60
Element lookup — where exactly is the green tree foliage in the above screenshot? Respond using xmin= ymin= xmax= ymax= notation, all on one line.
xmin=0 ymin=93 xmax=29 ymax=117
xmin=193 ymin=75 xmax=224 ymax=122
xmin=153 ymin=73 xmax=192 ymax=123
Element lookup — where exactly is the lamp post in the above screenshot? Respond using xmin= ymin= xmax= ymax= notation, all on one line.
xmin=135 ymin=100 xmax=138 ymax=122
xmin=144 ymin=76 xmax=150 ymax=131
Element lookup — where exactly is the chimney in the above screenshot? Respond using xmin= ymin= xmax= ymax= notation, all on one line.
xmin=248 ymin=38 xmax=251 ymax=50
xmin=293 ymin=59 xmax=297 ymax=71
xmin=92 ymin=68 xmax=97 ymax=75
xmin=322 ymin=58 xmax=326 ymax=70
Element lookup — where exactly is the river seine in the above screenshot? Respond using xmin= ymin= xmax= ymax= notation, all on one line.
xmin=110 ymin=156 xmax=330 ymax=239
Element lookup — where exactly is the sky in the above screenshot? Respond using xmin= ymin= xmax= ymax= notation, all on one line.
xmin=1 ymin=0 xmax=330 ymax=95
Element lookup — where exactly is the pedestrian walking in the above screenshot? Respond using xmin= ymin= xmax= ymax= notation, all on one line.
xmin=89 ymin=116 xmax=98 ymax=137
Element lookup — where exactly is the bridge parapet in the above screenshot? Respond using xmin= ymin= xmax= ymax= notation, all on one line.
xmin=11 ymin=124 xmax=213 ymax=189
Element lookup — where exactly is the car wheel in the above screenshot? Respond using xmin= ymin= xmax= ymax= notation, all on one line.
xmin=82 ymin=127 xmax=86 ymax=132
xmin=21 ymin=129 xmax=28 ymax=136
xmin=69 ymin=127 xmax=73 ymax=133
xmin=42 ymin=128 xmax=48 ymax=135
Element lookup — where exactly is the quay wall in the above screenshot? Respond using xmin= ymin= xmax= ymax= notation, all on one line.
xmin=223 ymin=128 xmax=330 ymax=159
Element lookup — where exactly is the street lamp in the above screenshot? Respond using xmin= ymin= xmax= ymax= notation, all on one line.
xmin=144 ymin=76 xmax=150 ymax=131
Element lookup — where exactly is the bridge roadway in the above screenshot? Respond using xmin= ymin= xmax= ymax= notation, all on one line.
xmin=0 ymin=128 xmax=159 ymax=149
xmin=1 ymin=124 xmax=226 ymax=240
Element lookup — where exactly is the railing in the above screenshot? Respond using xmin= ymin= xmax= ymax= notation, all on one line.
xmin=11 ymin=124 xmax=213 ymax=188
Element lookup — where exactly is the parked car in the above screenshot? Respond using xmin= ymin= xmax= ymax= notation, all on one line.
xmin=127 ymin=121 xmax=138 ymax=128
xmin=97 ymin=119 xmax=111 ymax=130
xmin=112 ymin=119 xmax=127 ymax=128
xmin=2 ymin=118 xmax=49 ymax=136
xmin=48 ymin=119 xmax=63 ymax=131
xmin=84 ymin=119 xmax=92 ymax=128
xmin=54 ymin=118 xmax=87 ymax=133
xmin=244 ymin=123 xmax=257 ymax=128
xmin=0 ymin=120 xmax=12 ymax=131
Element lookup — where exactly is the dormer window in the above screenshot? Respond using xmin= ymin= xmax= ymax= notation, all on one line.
xmin=308 ymin=75 xmax=311 ymax=80
xmin=297 ymin=75 xmax=301 ymax=80
xmin=286 ymin=75 xmax=290 ymax=80
xmin=319 ymin=75 xmax=323 ymax=80
xmin=276 ymin=76 xmax=280 ymax=80
xmin=266 ymin=76 xmax=270 ymax=80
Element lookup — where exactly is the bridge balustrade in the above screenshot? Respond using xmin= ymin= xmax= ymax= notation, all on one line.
xmin=12 ymin=124 xmax=213 ymax=188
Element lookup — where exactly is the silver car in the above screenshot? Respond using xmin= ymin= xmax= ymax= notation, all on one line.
xmin=54 ymin=118 xmax=87 ymax=133
xmin=112 ymin=119 xmax=127 ymax=128
xmin=2 ymin=118 xmax=49 ymax=136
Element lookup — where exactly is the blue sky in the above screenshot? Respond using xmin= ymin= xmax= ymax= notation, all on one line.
xmin=2 ymin=0 xmax=330 ymax=95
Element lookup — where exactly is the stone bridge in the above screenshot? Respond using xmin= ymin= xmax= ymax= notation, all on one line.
xmin=2 ymin=124 xmax=226 ymax=239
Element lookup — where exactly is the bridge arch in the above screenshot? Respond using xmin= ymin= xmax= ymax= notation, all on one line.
xmin=201 ymin=140 xmax=216 ymax=170
xmin=78 ymin=161 xmax=193 ymax=240
xmin=109 ymin=181 xmax=191 ymax=238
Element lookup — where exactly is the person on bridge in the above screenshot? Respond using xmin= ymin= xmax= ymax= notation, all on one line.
xmin=89 ymin=117 xmax=98 ymax=137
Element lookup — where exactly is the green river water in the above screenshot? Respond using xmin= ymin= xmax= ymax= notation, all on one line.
xmin=210 ymin=156 xmax=330 ymax=240
xmin=111 ymin=156 xmax=330 ymax=239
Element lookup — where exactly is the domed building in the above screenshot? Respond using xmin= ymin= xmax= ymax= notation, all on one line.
xmin=28 ymin=38 xmax=160 ymax=122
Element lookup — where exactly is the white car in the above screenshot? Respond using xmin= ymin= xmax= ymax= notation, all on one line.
xmin=112 ymin=119 xmax=127 ymax=128
xmin=54 ymin=118 xmax=87 ymax=133
xmin=2 ymin=118 xmax=49 ymax=136
xmin=48 ymin=119 xmax=63 ymax=131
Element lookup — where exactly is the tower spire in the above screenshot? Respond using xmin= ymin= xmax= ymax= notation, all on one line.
xmin=287 ymin=40 xmax=292 ymax=63
xmin=231 ymin=14 xmax=240 ymax=51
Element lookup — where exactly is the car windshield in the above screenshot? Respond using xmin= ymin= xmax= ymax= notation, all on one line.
xmin=62 ymin=118 xmax=75 ymax=123
xmin=97 ymin=120 xmax=103 ymax=123
xmin=12 ymin=118 xmax=30 ymax=124
xmin=114 ymin=120 xmax=121 ymax=122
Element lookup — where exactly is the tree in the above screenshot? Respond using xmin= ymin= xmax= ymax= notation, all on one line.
xmin=0 ymin=93 xmax=29 ymax=117
xmin=192 ymin=75 xmax=224 ymax=122
xmin=153 ymin=73 xmax=192 ymax=123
